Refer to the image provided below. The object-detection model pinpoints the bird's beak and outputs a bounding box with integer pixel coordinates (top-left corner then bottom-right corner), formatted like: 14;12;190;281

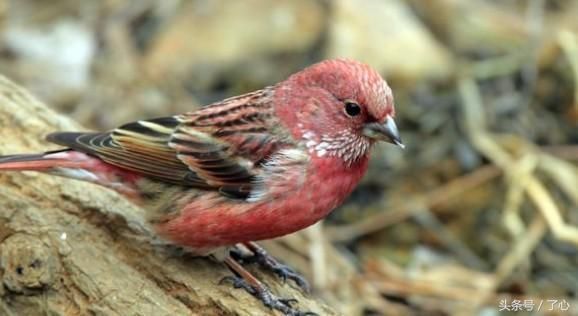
363;116;404;148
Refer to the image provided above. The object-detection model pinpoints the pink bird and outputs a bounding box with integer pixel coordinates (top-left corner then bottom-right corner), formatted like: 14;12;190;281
0;59;402;315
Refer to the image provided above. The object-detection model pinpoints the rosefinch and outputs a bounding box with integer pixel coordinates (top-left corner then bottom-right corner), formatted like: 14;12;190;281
0;59;402;315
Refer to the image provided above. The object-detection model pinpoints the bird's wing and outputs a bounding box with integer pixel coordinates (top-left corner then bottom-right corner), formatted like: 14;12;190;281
246;148;310;202
46;88;296;199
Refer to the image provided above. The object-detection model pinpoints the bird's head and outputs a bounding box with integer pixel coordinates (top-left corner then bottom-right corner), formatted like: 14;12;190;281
275;59;403;163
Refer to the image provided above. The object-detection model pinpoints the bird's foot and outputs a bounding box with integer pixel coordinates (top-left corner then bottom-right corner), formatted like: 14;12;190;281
239;242;310;292
256;255;310;292
220;275;317;316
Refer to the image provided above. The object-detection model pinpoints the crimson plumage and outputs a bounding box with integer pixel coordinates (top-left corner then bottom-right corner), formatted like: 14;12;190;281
0;59;402;253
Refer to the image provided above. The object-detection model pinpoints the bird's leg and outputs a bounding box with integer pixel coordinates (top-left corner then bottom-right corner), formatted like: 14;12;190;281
241;242;310;292
229;244;258;263
222;256;316;316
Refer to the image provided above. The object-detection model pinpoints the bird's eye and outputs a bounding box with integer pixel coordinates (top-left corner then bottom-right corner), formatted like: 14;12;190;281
344;101;361;117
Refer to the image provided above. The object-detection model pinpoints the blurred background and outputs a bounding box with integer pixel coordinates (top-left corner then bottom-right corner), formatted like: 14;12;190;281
0;0;577;315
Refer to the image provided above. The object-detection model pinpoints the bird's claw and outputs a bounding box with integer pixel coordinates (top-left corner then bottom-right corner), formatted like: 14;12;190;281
269;264;310;292
219;275;257;295
250;247;310;293
220;275;315;316
278;298;298;306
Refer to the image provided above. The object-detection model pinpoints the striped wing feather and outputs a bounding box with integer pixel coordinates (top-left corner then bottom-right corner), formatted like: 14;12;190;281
46;88;291;199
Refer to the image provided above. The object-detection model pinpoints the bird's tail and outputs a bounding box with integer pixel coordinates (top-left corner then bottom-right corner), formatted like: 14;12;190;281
0;150;79;171
0;150;140;197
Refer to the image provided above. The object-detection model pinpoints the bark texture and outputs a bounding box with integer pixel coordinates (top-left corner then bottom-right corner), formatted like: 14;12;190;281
0;75;334;316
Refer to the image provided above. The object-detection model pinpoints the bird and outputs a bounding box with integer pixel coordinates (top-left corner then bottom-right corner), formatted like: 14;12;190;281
0;58;402;315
